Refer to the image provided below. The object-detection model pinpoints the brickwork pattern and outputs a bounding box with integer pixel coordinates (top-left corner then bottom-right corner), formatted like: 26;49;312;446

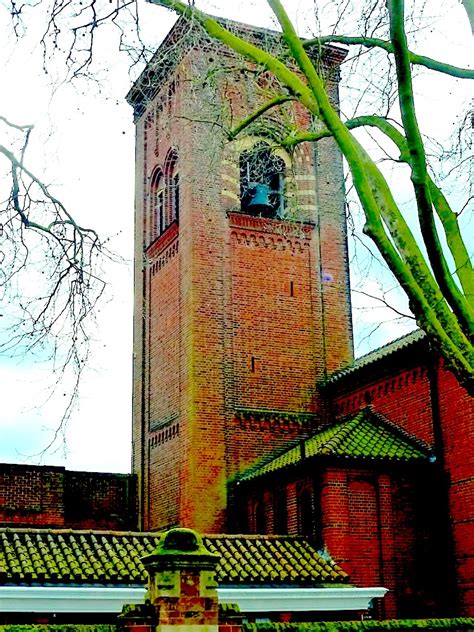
326;348;474;616
131;36;351;533
0;464;136;530
333;365;435;446
437;364;474;616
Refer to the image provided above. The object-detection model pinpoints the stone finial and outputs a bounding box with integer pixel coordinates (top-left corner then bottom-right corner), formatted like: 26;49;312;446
141;527;220;571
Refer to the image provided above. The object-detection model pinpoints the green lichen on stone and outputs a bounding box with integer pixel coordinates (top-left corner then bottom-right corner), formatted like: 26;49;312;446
242;618;474;631
141;528;220;571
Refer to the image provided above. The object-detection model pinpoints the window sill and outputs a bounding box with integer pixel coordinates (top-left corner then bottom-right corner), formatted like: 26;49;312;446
146;219;179;259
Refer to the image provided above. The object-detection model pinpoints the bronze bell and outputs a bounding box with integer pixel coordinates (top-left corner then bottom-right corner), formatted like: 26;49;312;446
245;182;273;216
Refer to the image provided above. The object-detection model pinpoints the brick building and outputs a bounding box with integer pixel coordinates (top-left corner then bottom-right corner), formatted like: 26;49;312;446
125;15;473;620
128;16;352;535
0;15;472;624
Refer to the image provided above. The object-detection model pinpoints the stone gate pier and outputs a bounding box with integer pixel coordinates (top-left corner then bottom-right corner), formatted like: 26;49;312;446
118;528;242;632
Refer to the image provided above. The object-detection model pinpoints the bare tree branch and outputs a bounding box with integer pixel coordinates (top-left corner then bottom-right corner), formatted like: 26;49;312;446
302;35;474;79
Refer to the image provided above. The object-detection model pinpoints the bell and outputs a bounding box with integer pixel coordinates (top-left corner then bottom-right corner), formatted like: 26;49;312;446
245;182;273;216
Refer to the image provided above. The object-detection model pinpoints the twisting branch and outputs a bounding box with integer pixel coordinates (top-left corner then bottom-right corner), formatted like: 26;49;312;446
35;0;153;79
302;35;474;79
353;288;414;320
150;0;473;390
388;0;473;338
462;0;474;32
228;94;296;140
281;116;473;306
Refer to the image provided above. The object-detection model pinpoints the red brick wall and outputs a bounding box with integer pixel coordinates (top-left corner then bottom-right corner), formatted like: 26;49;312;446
239;462;450;618
333;364;435;446
437;363;474;616
229;218;319;412
314;135;353;375
148;229;180;427
64;471;136;530
0;464;136;530
146;428;181;530
320;466;450;618
144;231;182;528
347;474;380;584
0;464;64;527
330;353;473;616
132;41;351;533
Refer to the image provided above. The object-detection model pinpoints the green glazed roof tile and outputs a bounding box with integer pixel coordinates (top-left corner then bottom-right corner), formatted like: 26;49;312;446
0;529;348;587
241;406;432;481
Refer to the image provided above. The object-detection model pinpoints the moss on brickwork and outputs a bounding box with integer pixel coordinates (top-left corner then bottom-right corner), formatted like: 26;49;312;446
243;620;474;631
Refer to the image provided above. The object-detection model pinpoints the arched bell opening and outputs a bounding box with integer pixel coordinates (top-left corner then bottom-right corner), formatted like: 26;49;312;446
239;141;286;218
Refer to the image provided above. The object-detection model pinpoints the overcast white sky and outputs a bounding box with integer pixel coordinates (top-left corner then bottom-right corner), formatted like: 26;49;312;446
0;0;471;472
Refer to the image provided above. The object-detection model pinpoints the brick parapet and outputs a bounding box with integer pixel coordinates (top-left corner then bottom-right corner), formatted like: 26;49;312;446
0;464;136;530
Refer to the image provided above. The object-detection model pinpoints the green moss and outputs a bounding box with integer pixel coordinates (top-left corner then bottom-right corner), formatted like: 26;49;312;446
0;627;115;632
242;407;430;482
242;619;474;631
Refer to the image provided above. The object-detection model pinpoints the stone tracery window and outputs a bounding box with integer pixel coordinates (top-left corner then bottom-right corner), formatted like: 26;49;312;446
239;141;285;218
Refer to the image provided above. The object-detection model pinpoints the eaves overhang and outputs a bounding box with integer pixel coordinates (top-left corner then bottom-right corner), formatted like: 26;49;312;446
126;15;348;120
0;585;388;613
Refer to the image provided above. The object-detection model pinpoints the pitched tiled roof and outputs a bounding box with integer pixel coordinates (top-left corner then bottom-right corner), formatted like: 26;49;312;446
326;330;425;385
0;529;348;586
241;407;432;481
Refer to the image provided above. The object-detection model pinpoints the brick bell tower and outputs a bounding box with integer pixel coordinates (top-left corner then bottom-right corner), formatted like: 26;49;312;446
127;18;352;533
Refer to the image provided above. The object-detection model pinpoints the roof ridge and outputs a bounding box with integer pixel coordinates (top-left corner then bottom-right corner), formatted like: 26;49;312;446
325;329;425;384
0;529;349;586
0;527;316;541
318;425;349;455
361;405;433;455
240;405;431;482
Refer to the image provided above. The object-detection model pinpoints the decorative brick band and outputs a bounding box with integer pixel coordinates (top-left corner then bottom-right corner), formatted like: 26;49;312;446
230;230;310;254
234;407;317;430
334;367;428;416
149;419;180;448
148;237;179;276
228;211;314;237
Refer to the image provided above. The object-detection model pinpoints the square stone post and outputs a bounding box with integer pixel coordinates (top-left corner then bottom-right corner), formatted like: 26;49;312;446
141;528;221;632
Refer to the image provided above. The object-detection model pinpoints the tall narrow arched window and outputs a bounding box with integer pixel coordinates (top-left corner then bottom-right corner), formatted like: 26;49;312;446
172;170;180;222
239;142;285;218
254;500;266;534
299;488;313;537
151;169;165;239
273;489;287;535
165;148;179;225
